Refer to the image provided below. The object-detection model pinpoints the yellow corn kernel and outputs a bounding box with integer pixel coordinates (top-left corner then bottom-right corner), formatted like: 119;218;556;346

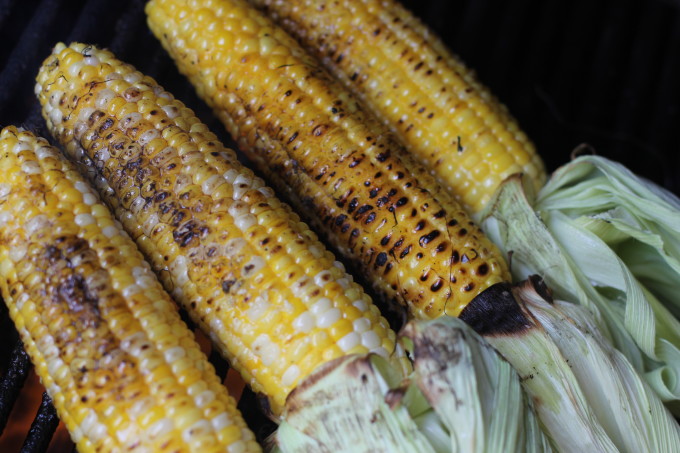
145;0;510;320
0;127;260;453
36;42;400;415
250;0;547;213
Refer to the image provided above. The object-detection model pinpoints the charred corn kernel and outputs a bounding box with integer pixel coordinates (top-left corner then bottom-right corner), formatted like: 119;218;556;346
37;43;399;415
250;0;547;213
145;0;510;319
0;127;259;453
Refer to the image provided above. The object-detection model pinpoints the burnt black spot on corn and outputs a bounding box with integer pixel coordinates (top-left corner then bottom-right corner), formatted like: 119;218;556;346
36;43;399;415
145;0;510;319
250;0;547;214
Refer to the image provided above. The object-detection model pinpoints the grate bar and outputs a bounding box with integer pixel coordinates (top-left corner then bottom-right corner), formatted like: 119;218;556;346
0;341;32;435
0;0;20;31
0;0;60;110
20;392;60;453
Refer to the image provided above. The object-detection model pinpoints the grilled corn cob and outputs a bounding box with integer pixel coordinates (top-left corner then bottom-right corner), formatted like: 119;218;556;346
145;0;510;320
0;126;259;453
251;0;547;213
36;42;399;416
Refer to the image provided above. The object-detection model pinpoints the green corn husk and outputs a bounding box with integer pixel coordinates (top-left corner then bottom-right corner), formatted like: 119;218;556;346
271;316;552;453
503;279;680;452
403;318;553;453
481;155;680;413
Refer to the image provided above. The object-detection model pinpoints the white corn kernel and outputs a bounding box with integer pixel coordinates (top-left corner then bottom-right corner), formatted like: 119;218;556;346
223;168;240;183
149;418;174;439
75;213;95;226
292;312;313;333
164;346;186;363
95;89;116;109
102;225;119;238
75;181;92;194
352;317;371;333
195;390;216;408
128;397;155;418
310;298;331;315
361;331;381;349
246;295;270;322
35;146;58;160
212;412;233;431
259;342;280;366
338;331;361;352
313;270;331;287
0;183;10;199
242;256;264;277
83;193;97;205
25;214;50;234
224;237;246;257
78;107;95;122
281;365;300;387
83;55;101;67
352;299;368;312
316;308;341;328
201;174;224;195
234;213;257;231
68;61;84;78
138;129;160;146
0;212;12;227
21;161;42;175
122;284;142;298
124;72;143;84
120;112;143;130
162;104;180;119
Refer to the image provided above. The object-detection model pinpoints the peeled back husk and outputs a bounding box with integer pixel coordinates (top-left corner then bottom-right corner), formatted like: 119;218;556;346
271;316;551;453
503;278;680;453
481;155;680;412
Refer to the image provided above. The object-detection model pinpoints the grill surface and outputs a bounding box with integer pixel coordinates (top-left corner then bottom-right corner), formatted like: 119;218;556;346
0;0;679;451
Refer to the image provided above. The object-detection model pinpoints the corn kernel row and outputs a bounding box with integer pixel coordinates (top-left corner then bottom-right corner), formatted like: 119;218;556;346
0;126;259;453
36;42;399;415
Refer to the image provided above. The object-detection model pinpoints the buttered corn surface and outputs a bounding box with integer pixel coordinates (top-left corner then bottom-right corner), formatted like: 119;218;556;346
36;42;399;416
251;0;547;214
0;127;259;453
146;0;510;320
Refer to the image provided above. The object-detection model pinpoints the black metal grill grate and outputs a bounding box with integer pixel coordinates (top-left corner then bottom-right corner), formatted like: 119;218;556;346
0;0;679;450
0;342;32;437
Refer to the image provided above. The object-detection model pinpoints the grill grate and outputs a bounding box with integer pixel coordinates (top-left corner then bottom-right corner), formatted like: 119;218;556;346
0;0;679;451
0;342;31;436
21;393;59;453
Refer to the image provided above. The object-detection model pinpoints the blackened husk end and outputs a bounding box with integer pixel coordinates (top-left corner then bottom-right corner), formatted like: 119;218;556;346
459;282;534;336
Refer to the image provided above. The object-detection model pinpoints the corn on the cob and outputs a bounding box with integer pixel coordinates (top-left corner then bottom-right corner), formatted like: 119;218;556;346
0;126;259;453
250;0;547;214
145;0;510;320
36;42;399;416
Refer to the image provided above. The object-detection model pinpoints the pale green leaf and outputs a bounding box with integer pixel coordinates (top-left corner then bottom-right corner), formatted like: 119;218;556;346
481;158;680;408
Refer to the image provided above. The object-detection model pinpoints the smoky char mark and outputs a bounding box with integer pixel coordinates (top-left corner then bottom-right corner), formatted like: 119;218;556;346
459;282;532;336
412;323;464;367
38;237;105;326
